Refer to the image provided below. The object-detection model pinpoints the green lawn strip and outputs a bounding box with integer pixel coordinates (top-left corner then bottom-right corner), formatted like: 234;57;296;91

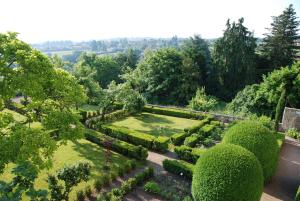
110;112;201;137
0;139;133;200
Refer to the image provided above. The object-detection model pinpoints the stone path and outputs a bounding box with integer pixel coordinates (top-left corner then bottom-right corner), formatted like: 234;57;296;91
261;137;300;201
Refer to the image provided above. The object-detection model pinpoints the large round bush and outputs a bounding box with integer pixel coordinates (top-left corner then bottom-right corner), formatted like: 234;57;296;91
222;120;279;182
192;144;263;201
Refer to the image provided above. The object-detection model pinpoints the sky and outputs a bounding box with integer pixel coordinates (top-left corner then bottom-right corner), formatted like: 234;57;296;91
0;0;299;43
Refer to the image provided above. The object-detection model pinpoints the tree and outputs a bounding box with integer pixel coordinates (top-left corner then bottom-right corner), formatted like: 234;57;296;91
48;162;91;201
228;62;300;117
115;48;140;70
188;87;217;112
212;18;257;100
261;4;300;69
124;48;185;105
75;53;121;88
181;35;211;102
0;32;87;199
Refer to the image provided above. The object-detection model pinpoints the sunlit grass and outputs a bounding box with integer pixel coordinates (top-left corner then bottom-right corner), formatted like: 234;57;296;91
0;139;132;200
110;112;201;137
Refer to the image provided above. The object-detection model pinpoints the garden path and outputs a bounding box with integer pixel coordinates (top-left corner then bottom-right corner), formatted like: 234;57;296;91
261;136;300;201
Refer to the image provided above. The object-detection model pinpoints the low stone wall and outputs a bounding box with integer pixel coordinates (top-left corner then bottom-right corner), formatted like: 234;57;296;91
146;104;242;123
282;107;300;131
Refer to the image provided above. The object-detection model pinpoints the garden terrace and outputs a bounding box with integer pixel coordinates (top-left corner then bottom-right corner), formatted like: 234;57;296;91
0;139;137;200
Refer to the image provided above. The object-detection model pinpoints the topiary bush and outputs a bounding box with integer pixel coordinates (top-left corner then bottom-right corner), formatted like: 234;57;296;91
222;120;279;182
192;144;263;201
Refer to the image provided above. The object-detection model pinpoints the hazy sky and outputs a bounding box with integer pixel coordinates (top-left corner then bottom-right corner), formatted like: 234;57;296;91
1;0;299;43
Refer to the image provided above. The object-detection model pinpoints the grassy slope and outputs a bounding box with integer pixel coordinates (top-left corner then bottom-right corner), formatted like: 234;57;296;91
0;139;131;200
110;112;201;137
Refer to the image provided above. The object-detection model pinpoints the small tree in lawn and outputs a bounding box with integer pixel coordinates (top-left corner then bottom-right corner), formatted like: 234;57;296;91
48;162;91;201
188;87;217;112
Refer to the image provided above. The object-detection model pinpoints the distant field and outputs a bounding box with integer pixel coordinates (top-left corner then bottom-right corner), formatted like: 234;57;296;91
44;50;74;57
0;139;130;200
110;112;200;137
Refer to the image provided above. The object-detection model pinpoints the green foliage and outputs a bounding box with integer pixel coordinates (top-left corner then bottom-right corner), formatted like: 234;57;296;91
274;88;286;130
48;162;91;201
223;120;279;182
185;118;209;134
85;131;148;160
153;136;169;152
180;35;211;103
162;159;194;179
295;185;300;201
174;145;206;164
104;167;154;200
144;181;161;194
124;48;184;104
192;144;263;201
143;105;206;120
188;87;218;112
184;134;200;147
171;132;189;145
212;18;257;100
100;125;155;149
286;128;300;140
75;53;121;88
0;162;47;201
261;4;300;69
228;62;300;117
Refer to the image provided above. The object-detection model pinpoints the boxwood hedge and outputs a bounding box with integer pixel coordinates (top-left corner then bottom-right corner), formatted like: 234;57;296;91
174;145;206;164
192;144;263;201
162;159;194;179
85;130;148;160
223;120;279;182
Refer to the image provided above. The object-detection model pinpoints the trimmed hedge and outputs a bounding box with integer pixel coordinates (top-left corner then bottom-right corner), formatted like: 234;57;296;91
85;110;131;127
100;125;155;149
171;132;189;145
184;134;200;147
192;144;263;201
174;145;206;164
185;118;210;134
223;120;279;182
85;131;148;160
162;159;194;179
100;125;169;152
143;106;206;120
153;136;169;152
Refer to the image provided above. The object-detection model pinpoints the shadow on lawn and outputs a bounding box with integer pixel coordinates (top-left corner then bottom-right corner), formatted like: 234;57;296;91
137;123;181;137
134;113;173;124
72;141;125;177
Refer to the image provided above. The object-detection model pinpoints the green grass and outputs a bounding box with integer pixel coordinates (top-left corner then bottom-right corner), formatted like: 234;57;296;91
110;112;201;137
80;104;101;111
2;109;27;123
0;139;132;200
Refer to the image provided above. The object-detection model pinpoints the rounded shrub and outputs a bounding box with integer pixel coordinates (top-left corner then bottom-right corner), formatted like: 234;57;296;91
192;144;263;201
222;120;279;182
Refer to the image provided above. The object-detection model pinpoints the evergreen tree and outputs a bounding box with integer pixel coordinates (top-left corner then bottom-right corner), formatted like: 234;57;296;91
212;18;257;100
261;4;300;69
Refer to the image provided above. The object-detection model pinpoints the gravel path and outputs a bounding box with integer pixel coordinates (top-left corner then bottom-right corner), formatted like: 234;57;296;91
261;137;300;201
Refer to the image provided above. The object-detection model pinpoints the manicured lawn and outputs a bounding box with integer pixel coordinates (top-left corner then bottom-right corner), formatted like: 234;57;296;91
110;112;201;137
0;139;131;200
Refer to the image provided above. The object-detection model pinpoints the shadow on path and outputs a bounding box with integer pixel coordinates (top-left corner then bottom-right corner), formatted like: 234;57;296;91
261;137;300;201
